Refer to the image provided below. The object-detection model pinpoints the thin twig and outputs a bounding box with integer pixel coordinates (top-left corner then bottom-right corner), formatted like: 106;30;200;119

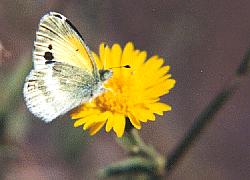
166;47;250;173
166;83;238;171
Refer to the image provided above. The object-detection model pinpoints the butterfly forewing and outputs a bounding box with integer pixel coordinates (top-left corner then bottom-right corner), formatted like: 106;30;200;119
33;12;98;77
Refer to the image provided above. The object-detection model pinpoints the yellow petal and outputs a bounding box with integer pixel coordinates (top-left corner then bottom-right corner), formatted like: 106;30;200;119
74;117;87;127
148;103;172;115
144;56;164;70
121;42;134;65
145;66;171;86
71;109;99;119
89;121;106;135
135;57;165;85
130;108;148;122
99;43;111;69
78;114;99;130
132;106;155;122
124;48;139;69
74;113;100;127
158;66;170;76
150;103;171;111
99;43;105;61
144;79;176;98
83;112;110;130
106;114;115;132
109;43;122;68
128;113;141;129
146;72;172;88
113;114;126;137
132;51;147;68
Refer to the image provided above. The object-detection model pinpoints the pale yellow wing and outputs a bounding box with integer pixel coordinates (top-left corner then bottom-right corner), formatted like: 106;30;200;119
33;12;98;77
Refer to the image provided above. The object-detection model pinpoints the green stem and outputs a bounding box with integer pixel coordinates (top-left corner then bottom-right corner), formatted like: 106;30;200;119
98;157;154;178
99;129;165;179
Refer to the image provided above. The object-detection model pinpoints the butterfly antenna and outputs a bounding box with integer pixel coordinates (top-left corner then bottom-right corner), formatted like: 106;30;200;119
109;65;131;69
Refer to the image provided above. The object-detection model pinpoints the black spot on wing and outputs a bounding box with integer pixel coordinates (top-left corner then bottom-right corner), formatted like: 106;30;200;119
45;60;56;64
65;19;84;41
44;52;54;60
48;44;52;50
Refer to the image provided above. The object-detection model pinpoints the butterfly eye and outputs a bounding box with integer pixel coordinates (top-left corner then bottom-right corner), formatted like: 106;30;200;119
99;70;113;82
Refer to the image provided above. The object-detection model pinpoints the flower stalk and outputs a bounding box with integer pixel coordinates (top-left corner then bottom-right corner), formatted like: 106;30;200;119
98;129;165;179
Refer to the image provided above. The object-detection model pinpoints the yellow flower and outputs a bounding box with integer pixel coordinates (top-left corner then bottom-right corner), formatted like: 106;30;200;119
70;42;176;137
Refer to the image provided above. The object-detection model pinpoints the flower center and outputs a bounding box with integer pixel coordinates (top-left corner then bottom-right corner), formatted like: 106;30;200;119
95;73;133;115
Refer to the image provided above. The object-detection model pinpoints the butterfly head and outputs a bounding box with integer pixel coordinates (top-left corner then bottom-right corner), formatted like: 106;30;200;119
99;69;113;82
98;65;130;82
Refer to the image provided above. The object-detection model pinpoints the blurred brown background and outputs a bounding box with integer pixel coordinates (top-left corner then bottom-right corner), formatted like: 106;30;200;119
0;0;250;179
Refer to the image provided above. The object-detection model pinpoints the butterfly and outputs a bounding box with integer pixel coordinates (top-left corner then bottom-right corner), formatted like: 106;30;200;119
23;12;112;122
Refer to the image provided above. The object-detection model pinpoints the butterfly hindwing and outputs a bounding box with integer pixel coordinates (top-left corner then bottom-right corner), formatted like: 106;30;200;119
23;62;97;122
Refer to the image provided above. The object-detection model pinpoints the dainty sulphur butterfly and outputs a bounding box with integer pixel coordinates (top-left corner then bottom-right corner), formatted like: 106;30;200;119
23;12;112;122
